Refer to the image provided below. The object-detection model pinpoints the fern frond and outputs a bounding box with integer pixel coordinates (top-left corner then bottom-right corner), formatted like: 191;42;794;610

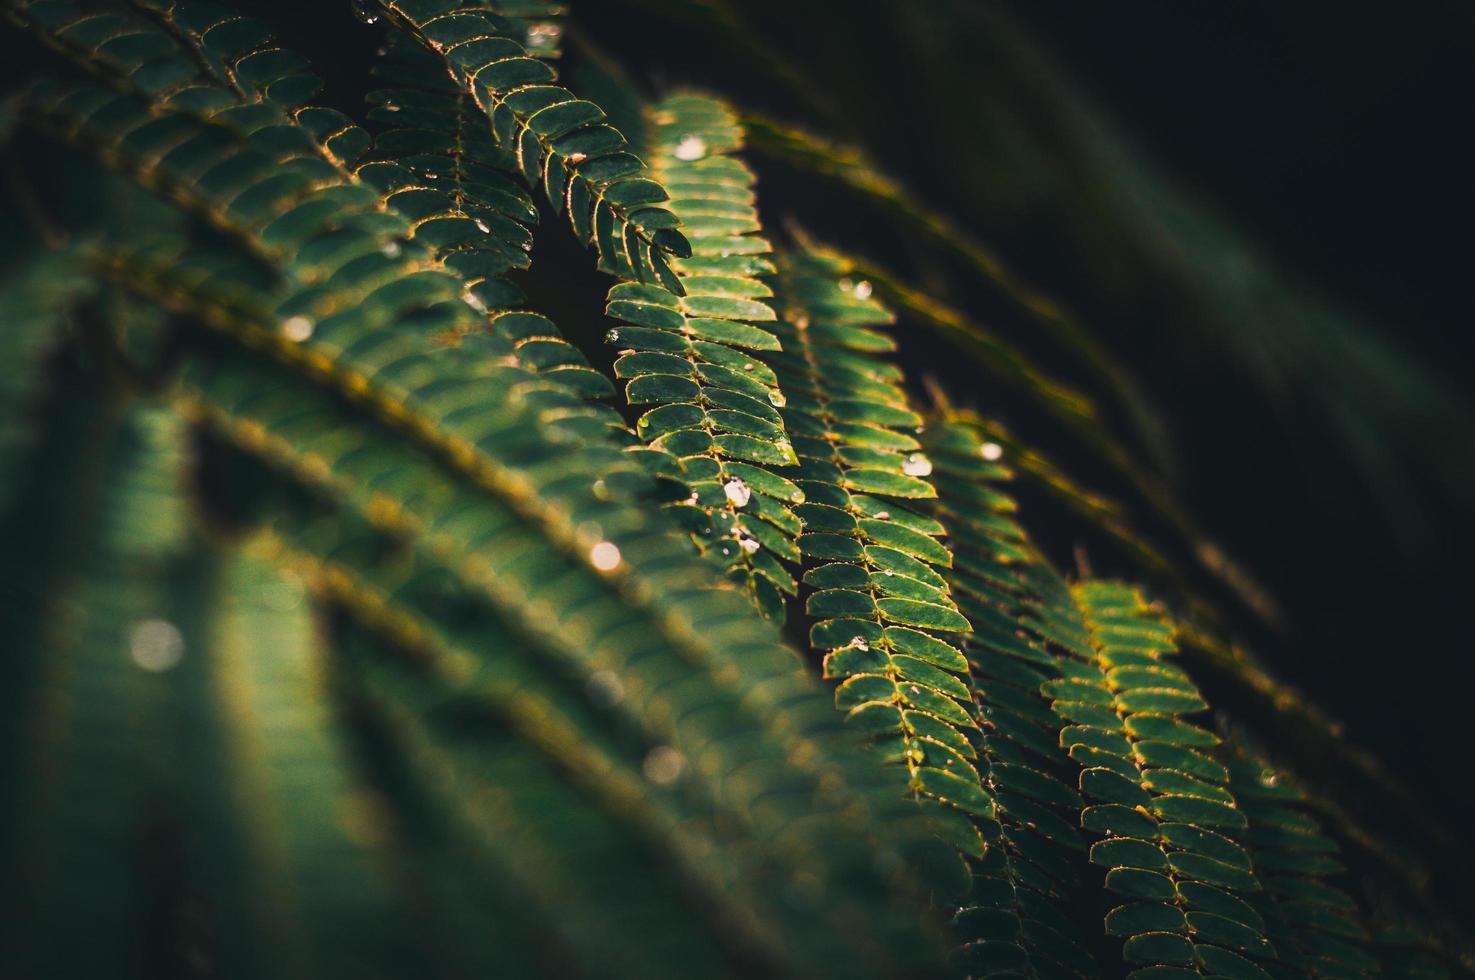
339;634;749;980
159;323;948;970
361;36;622;404
1063;582;1276;979
176;544;422;976
352;17;807;617
365;0;691;285
921;417;1102;977
362;36;538;287
1223;752;1382;979
604;93;801;617
262;531;797;965
760;247;990;894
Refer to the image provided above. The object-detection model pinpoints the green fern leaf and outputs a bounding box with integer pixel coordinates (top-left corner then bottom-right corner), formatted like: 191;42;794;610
1224;752;1380;978
605;92;801;617
1064;582;1276;979
922;416;1102;977
761;247;990;897
365;0;691;283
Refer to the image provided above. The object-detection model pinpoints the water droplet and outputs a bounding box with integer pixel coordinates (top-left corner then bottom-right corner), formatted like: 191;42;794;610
643;745;685;784
768;389;786;407
849;636;869;651
731;526;760;554
839;277;854;292
474;218;490;234
742;363;754;371
587;670;624;707
379;240;401;257
874;511;891;520
383;102;400;112
567;151;587;164
723;478;751;507
790;490;803;502
854;280;873;299
980;442;1003;461
901;453;932;477
686;491;701;504
604;328;620;343
350;0;379;24
281;315;314;342
129;619;184;672
592;479;609;499
673;135;707;161
462;290;487;313
589;541;622;571
525;20;563;48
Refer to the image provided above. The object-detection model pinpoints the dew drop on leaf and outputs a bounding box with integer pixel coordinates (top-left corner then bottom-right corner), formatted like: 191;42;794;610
643;745;685;784
589;541;622;571
901;453;933;477
673;135;707;161
980;442;1003;461
129;619;184;672
854;280;873;299
281;316;314;342
723;479;751;507
474;218;490;234
768;389;786;407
